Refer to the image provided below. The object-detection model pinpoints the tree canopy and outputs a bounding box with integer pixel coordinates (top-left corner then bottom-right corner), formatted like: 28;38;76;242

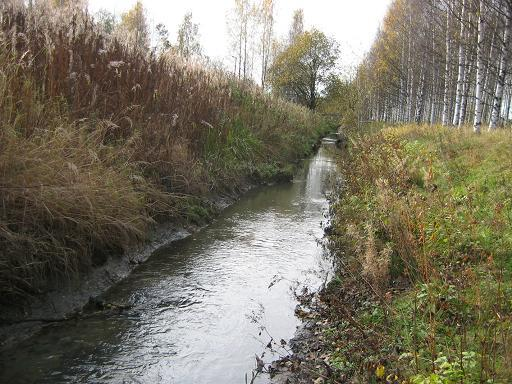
176;12;202;59
270;29;339;110
119;1;150;53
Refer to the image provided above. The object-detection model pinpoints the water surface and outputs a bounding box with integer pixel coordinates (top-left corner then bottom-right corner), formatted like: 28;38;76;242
0;143;336;384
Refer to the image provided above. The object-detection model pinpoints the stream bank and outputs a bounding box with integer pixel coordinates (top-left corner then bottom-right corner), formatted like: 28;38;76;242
269;260;385;384
0;137;328;350
273;125;512;383
0;142;337;384
0;184;253;348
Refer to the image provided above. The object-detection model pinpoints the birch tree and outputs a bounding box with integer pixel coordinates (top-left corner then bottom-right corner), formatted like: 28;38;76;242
228;0;253;80
289;9;304;43
442;1;453;126
176;12;202;59
155;23;172;53
347;0;512;131
118;1;150;53
258;0;275;89
452;0;467;126
489;0;511;130
473;0;486;133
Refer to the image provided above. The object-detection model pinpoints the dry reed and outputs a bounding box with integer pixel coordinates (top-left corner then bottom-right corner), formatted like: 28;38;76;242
0;2;329;302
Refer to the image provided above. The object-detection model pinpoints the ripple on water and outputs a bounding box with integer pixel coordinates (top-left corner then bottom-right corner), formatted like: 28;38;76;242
0;145;337;384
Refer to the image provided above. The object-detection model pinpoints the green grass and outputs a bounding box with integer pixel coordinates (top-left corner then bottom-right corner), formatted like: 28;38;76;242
327;125;512;383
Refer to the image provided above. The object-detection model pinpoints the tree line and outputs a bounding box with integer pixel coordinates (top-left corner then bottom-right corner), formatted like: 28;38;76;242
356;0;512;132
91;0;339;110
23;1;341;111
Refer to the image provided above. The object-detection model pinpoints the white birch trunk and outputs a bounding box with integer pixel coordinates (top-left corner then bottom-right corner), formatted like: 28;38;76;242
490;2;511;130
406;28;413;121
452;0;467;126
415;61;426;124
430;14;437;125
442;3;452;126
483;24;498;122
430;77;437;124
459;58;473;126
504;85;511;123
406;11;415;122
473;0;486;133
399;38;407;123
459;7;474;127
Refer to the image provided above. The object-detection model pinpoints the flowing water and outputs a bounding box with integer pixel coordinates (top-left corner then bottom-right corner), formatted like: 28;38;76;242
0;143;337;384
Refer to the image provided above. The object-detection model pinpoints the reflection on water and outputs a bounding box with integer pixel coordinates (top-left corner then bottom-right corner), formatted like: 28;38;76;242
0;145;337;384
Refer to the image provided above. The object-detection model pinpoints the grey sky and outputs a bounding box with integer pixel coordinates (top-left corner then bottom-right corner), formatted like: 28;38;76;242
88;0;391;75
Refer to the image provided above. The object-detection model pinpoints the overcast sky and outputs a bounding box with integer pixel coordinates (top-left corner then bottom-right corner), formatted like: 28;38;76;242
88;0;391;75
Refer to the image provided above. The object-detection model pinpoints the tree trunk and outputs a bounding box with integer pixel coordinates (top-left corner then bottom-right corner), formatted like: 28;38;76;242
504;85;512;124
243;23;248;79
399;37;407;123
452;0;467;126
483;23;498;122
430;19;437;125
459;58;473;126
442;3;452;126
415;60;427;124
489;2;511;130
238;24;243;80
406;12;414;122
473;0;486;133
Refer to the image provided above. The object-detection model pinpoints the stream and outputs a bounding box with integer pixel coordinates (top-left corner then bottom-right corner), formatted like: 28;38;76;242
0;142;337;384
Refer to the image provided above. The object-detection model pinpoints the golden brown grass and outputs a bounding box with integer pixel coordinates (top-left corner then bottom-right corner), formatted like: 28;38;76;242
0;3;331;302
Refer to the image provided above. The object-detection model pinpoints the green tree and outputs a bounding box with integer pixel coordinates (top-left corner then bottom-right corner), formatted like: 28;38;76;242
95;9;116;35
176;12;202;59
319;76;360;127
119;1;149;53
270;29;339;110
156;23;172;53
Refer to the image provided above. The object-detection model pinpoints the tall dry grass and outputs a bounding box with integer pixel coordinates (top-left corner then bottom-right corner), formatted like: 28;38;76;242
0;2;330;302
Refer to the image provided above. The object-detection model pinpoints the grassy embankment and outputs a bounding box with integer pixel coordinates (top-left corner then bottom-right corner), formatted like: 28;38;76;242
0;5;331;304
324;125;512;383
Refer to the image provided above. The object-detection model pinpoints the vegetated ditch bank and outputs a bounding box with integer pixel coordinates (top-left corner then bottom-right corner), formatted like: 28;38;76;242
271;125;512;383
0;140;338;384
0;169;313;351
0;2;333;342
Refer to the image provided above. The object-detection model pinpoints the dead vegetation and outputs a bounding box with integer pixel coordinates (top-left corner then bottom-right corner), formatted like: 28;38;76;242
0;2;330;303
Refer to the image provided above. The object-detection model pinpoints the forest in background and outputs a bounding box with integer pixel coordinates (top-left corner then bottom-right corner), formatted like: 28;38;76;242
3;0;512;382
353;0;512;133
